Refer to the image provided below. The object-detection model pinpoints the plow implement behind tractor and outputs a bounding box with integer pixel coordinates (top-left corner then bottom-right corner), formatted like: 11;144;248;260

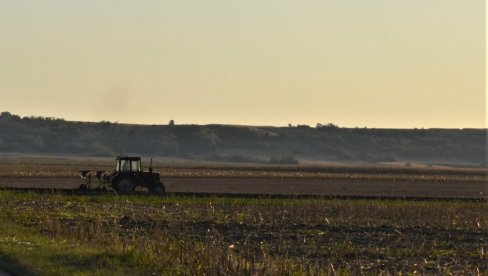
79;155;165;195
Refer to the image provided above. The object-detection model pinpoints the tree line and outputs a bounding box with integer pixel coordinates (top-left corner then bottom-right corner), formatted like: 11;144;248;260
0;112;485;165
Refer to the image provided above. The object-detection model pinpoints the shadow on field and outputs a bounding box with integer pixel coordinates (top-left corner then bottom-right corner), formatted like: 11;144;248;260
0;254;35;276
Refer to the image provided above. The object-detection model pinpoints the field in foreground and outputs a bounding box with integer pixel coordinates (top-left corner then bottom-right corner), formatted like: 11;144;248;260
0;190;486;275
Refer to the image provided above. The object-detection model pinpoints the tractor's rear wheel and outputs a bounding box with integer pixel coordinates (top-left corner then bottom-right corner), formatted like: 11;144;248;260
149;182;165;195
113;176;136;194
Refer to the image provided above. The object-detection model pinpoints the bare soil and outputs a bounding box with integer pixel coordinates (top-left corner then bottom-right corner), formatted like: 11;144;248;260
1;176;486;199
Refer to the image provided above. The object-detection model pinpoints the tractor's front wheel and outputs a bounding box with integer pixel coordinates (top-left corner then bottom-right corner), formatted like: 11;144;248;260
149;182;165;195
113;176;136;194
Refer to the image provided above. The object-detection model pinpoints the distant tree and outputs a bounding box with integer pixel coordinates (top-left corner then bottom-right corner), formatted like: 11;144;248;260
325;123;338;128
288;123;293;128
0;112;20;120
0;112;12;118
316;123;338;129
169;120;175;126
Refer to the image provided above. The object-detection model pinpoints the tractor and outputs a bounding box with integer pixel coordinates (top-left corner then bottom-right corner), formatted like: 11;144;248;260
79;155;165;195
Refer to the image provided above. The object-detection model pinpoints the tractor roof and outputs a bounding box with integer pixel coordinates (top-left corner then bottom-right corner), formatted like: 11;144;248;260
116;155;141;161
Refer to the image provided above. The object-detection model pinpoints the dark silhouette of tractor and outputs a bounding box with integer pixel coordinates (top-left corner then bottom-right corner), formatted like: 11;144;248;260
79;155;165;195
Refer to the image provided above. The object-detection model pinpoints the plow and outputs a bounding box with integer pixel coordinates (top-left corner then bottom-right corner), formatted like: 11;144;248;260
79;155;165;195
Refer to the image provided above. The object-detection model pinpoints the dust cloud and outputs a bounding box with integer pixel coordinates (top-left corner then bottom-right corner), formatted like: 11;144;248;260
93;87;136;122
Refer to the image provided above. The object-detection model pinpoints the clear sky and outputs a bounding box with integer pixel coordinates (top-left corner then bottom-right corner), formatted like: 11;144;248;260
0;0;485;128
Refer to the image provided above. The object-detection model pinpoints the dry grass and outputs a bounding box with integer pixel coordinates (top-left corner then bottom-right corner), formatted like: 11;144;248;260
0;191;487;275
0;157;486;274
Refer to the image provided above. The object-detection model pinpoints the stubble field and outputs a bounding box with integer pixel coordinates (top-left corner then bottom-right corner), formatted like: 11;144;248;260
0;156;487;275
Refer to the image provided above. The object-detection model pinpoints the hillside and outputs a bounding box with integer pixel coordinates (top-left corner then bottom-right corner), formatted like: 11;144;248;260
0;112;485;166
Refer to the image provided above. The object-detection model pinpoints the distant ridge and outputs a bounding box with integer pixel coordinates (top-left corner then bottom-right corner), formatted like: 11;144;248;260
0;112;486;166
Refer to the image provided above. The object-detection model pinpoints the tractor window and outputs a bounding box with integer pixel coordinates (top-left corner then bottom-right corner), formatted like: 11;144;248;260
122;160;131;171
116;159;141;172
131;160;141;172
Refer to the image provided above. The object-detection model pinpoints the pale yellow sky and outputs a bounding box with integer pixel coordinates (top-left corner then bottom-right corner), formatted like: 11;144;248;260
0;0;485;128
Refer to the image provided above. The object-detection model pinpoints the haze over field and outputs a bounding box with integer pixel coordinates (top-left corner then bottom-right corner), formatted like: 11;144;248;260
0;0;485;128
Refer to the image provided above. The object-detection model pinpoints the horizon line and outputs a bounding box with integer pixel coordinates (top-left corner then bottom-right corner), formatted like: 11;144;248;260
1;111;486;131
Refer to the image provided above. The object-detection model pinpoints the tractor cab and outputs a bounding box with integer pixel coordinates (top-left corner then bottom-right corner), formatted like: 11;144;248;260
115;156;142;173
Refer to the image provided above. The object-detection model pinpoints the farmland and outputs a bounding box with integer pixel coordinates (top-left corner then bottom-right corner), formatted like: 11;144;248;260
0;156;486;198
0;191;487;275
0;156;487;274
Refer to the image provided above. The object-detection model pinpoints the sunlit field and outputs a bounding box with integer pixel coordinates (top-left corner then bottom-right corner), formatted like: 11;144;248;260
0;190;487;275
0;157;486;274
